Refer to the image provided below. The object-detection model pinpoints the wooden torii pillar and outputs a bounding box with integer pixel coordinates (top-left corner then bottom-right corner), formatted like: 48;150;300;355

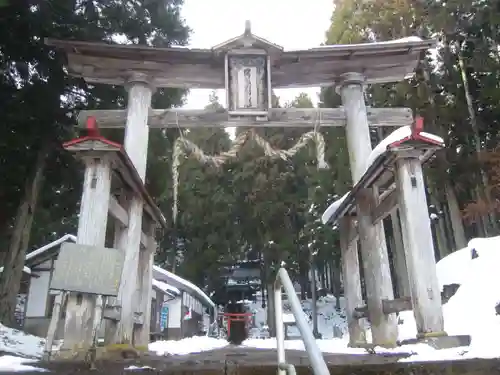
46;22;435;348
111;72;155;346
393;118;445;337
337;72;398;347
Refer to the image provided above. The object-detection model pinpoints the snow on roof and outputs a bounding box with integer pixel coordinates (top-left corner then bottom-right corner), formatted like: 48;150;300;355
304;36;432;51
365;125;444;173
22;234;214;307
0;266;31;275
0;235;78;275
152;279;180;297
152;266;215;309
283;313;295;323
321;193;349;225
25;234;77;262
321;126;444;225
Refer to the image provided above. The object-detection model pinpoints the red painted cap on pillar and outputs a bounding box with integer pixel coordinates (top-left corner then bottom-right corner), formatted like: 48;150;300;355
86;116;100;137
412;116;424;136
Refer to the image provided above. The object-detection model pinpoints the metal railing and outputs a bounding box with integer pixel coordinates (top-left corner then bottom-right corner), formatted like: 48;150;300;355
274;267;330;375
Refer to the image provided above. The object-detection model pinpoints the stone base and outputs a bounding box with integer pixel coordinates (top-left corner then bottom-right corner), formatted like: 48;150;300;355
399;334;471;350
46;343;149;364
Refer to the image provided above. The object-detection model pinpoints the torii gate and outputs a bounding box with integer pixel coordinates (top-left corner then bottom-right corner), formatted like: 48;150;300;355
46;21;438;352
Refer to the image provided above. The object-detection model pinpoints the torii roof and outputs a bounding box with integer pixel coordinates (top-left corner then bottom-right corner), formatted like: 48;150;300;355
63;133;167;229
211;20;283;54
45;28;435;89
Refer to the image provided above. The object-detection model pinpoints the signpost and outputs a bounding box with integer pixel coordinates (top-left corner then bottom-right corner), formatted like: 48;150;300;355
50;242;125;296
44;242;125;361
159;303;169;332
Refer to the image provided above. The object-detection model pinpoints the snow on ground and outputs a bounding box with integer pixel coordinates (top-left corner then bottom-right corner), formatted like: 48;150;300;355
0;356;46;372
147;236;500;362
0;324;45;359
396;235;500;361
149;336;229;356
0;324;48;372
1;236;499;370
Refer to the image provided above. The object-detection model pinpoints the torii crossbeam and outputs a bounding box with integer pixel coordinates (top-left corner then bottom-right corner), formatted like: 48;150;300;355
76;107;413;128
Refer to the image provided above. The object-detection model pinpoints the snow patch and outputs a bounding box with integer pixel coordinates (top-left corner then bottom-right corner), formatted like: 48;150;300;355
0;324;44;359
149;336;228;356
396;236;500;360
125;365;156;371
0;356;46;372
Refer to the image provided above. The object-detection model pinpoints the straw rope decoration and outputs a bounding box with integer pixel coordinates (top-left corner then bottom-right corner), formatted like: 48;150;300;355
171;129;329;223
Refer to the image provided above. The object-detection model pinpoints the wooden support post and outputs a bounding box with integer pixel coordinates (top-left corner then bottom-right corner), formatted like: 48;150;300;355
338;72;398;347
61;157;112;353
133;221;156;346
44;292;67;360
104;203;129;344
357;189;398;346
339;217;366;347
395;156;445;337
114;73;154;344
390;211;410;297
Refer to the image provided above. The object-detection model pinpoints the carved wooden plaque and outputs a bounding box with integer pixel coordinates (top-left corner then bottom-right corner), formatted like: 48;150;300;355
227;55;269;114
50;242;125;296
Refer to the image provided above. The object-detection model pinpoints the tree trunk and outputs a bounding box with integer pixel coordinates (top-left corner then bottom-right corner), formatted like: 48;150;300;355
436;207;450;259
332;256;342;310
429;194;449;260
444;182;467;249
329;259;335;294
442;198;458;251
266;282;276;337
0;142;49;326
458;49;498;235
416;43;469;248
320;263;326;290
471;188;487;237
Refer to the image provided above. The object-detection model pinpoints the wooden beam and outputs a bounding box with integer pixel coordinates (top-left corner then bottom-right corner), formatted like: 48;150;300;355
109;195;128;226
108;195;151;248
382;296;413;315
77;107;413;129
353;297;413;319
102;305;144;325
371;187;399;225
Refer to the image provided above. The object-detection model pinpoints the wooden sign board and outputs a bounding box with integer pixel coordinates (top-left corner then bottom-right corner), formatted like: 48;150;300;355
50;242;125;296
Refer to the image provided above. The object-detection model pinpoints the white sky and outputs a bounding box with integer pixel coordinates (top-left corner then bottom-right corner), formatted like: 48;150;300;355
180;0;334;109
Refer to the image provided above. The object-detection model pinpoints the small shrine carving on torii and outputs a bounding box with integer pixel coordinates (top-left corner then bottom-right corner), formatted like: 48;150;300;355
45;21;462;354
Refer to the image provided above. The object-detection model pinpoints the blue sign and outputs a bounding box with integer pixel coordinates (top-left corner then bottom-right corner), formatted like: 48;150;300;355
160;303;169;331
